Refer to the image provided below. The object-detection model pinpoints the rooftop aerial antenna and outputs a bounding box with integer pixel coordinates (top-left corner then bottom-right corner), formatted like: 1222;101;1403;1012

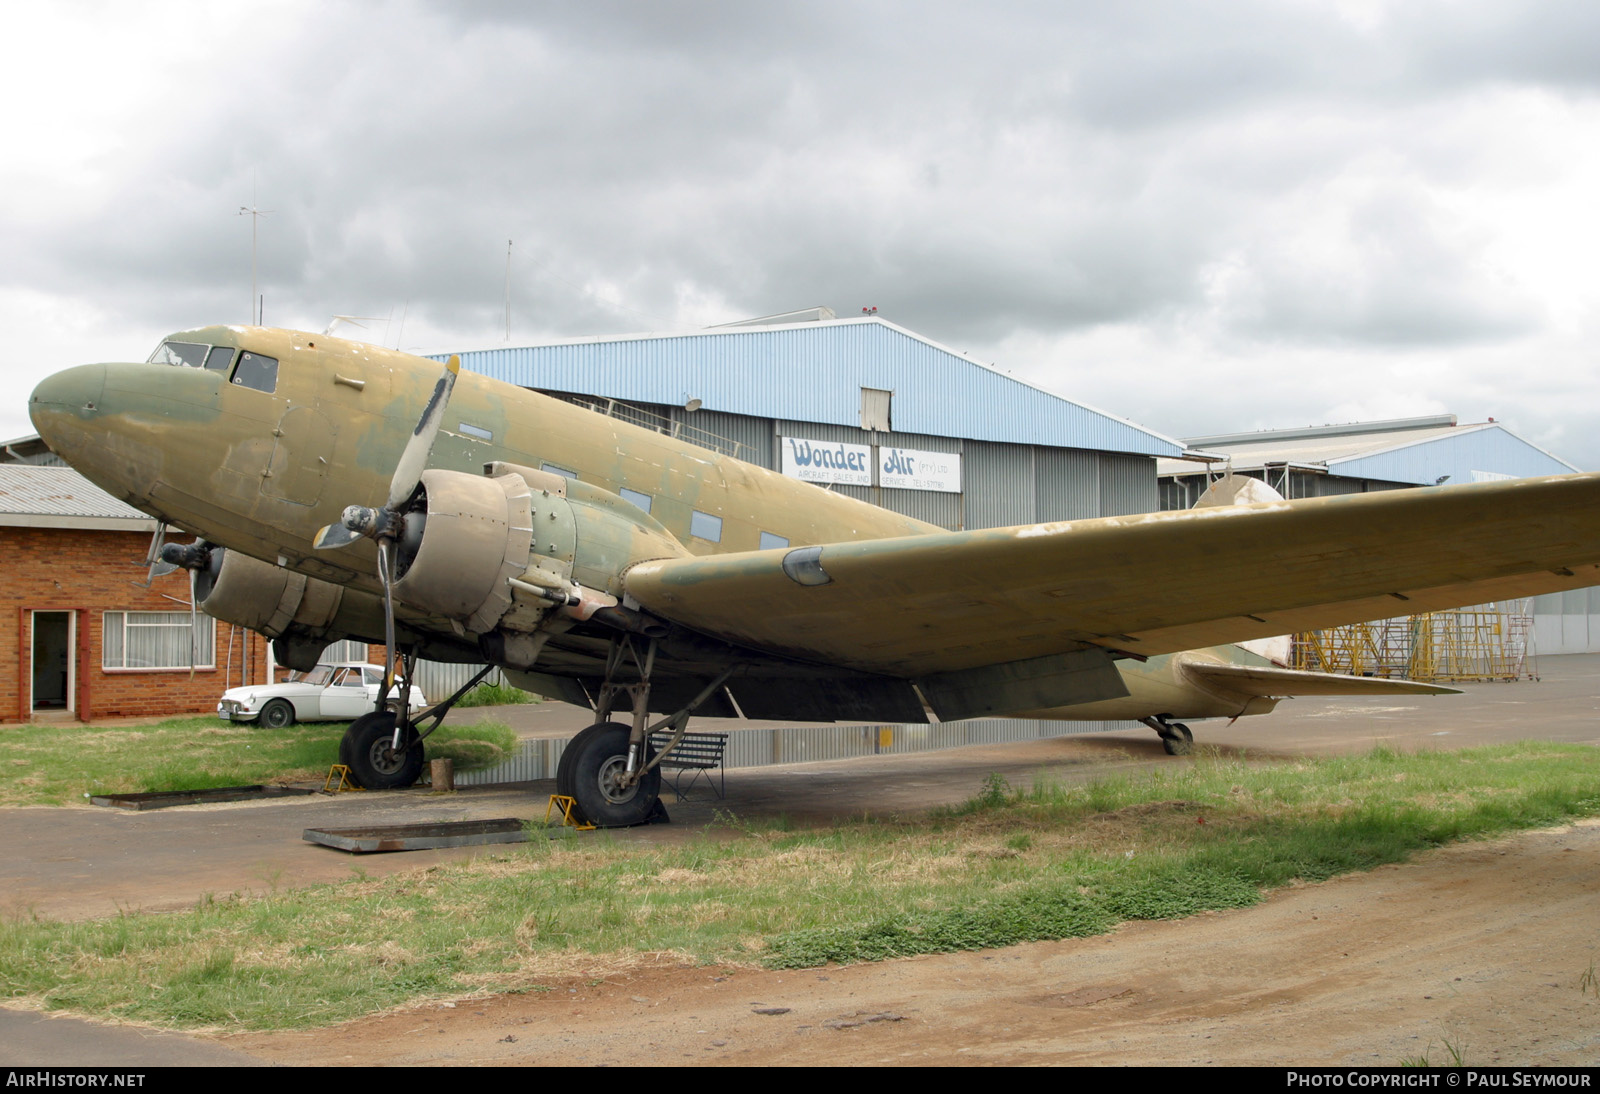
238;174;272;325
504;239;513;342
324;314;385;336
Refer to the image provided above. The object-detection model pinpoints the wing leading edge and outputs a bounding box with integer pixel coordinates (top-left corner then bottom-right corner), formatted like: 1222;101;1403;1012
623;471;1600;679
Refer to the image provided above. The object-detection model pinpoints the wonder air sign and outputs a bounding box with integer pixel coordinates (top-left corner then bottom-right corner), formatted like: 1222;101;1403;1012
880;446;961;493
781;437;873;486
780;437;961;493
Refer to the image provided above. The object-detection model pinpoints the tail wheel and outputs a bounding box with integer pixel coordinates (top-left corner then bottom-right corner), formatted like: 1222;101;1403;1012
558;721;661;828
340;711;423;790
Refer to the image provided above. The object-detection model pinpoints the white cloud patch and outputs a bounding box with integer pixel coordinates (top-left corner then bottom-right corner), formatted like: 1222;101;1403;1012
4;0;1600;467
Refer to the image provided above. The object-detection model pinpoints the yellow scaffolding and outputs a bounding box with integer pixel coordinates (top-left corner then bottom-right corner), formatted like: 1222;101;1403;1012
1292;600;1538;683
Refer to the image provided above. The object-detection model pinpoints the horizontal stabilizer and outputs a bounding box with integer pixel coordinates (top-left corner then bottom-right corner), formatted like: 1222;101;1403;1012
1182;660;1461;698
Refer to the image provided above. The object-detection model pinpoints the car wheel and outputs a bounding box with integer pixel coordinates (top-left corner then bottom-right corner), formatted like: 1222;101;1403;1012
259;699;295;729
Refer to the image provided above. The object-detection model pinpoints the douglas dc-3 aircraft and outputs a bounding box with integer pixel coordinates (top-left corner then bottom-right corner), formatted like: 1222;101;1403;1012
28;326;1600;825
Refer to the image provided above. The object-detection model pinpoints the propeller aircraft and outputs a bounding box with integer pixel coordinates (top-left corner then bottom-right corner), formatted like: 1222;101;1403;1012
29;325;1600;825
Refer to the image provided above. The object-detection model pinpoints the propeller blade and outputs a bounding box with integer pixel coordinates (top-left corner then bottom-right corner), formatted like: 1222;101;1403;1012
386;355;460;513
376;539;398;708
189;569;198;680
313;521;365;550
376;541;407;750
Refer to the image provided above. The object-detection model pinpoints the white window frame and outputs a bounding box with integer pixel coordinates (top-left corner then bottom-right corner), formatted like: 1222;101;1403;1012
102;611;216;672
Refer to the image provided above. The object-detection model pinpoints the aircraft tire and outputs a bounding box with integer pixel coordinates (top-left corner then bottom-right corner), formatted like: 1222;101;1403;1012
1160;722;1194;756
341;711;423;790
554;722;603;800
563;721;660;828
259;699;295;729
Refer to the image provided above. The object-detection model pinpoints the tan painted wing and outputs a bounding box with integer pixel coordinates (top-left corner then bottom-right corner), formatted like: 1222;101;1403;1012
623;472;1600;677
1180;660;1461;698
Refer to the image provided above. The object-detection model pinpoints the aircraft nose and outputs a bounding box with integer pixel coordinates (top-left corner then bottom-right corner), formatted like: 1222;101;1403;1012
30;363;105;415
29;364;106;447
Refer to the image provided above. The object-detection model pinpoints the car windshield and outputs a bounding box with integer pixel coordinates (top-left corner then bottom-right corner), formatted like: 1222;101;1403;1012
291;666;335;686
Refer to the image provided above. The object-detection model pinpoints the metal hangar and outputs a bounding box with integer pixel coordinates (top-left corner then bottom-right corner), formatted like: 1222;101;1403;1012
437;310;1185;531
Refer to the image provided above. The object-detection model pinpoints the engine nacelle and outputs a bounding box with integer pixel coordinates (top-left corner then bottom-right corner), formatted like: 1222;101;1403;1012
391;469;534;633
197;548;376;671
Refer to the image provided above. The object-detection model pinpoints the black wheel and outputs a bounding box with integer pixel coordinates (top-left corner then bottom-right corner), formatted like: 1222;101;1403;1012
554;722;598;799
1161;722;1194;756
558;721;660;828
258;699;295;729
339;711;423;790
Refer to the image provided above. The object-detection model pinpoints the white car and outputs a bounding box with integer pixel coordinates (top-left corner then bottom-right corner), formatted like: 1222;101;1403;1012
217;662;427;728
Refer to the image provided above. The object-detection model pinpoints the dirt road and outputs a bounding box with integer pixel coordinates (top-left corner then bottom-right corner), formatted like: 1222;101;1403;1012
6;656;1600;1066
221;820;1600;1067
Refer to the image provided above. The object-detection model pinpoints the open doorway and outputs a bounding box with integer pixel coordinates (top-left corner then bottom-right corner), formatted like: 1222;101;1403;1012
31;611;74;713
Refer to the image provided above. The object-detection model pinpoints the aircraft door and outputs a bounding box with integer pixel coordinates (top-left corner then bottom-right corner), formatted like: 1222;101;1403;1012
262;406;335;506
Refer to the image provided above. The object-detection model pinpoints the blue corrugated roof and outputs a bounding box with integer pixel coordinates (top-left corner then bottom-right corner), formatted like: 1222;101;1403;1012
435;317;1182;458
1331;424;1579;485
1158;420;1580;485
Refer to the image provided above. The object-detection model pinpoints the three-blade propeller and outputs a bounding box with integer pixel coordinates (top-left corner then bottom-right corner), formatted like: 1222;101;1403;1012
313;356;461;718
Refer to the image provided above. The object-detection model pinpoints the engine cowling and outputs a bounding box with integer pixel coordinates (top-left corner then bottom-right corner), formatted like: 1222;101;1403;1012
381;464;690;667
196;548;378;670
390;468;534;633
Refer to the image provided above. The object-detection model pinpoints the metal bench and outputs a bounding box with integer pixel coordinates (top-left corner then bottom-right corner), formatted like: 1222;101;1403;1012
649;730;729;801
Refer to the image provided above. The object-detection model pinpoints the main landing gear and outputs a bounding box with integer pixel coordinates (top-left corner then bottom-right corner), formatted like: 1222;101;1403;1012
1140;715;1194;756
337;654;495;789
554;634;733;828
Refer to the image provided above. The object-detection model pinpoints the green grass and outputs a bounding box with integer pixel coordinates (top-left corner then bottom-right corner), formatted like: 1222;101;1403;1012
0;716;518;806
1;741;1596;1030
454;682;538;708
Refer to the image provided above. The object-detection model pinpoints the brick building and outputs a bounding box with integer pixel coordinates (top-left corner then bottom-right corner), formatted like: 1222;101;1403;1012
0;464;279;722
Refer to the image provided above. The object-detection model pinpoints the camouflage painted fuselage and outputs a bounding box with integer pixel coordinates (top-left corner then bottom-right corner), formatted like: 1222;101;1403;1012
30;325;1282;722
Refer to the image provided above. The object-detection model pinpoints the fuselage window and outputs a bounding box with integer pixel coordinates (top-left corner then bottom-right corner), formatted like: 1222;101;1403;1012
457;422;493;441
619;487;652;513
541;462;578;480
149;341;209;368
232;351;278;393
203;346;235;372
759;531;789;550
690;510;722;543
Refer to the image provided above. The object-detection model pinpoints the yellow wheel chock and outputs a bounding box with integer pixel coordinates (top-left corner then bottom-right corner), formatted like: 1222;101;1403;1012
546;794;596;831
324;764;363;793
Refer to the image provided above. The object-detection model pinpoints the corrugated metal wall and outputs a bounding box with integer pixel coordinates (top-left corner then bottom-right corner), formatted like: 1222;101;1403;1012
1099;453;1157;516
1532;587;1600;654
964;440;1036;528
1035;448;1101;521
455;716;1131;787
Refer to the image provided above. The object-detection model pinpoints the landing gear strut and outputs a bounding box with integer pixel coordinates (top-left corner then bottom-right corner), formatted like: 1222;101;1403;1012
1140;715;1194;756
337;654;495;789
555;635;733;827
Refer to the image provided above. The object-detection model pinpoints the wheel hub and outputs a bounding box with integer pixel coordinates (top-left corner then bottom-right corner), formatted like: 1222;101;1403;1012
596;756;640;804
367;740;407;775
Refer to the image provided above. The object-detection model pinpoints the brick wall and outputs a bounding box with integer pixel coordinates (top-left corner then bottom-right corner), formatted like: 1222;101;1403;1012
0;526;277;722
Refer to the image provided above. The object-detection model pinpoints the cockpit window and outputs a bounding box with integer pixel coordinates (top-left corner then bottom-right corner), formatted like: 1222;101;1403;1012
231;351;278;393
203;346;235;372
148;341;209;368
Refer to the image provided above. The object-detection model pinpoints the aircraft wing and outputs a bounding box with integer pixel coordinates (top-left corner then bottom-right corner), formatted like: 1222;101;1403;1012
1178;659;1461;698
623;471;1600;681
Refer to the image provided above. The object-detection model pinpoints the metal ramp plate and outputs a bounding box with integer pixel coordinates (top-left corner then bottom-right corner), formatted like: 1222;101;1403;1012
91;785;319;811
302;818;531;853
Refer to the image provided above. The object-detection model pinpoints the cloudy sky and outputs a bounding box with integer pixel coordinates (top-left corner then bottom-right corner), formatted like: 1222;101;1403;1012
4;1;1598;466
